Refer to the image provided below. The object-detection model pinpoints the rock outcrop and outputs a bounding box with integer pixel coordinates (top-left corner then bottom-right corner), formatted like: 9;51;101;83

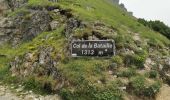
7;0;28;11
159;57;170;85
0;9;52;46
10;46;64;91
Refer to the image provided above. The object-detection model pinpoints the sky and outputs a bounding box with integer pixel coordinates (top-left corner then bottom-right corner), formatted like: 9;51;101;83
119;0;170;26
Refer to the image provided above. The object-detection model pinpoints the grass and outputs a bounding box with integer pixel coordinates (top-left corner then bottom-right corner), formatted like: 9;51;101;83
0;25;66;95
130;75;161;97
58;0;170;46
59;59;110;84
28;0;59;7
0;25;65;57
60;79;123;100
0;0;169;99
117;68;137;78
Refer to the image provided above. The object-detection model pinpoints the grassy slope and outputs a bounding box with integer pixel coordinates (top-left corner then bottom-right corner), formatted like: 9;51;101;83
0;0;169;99
59;0;170;45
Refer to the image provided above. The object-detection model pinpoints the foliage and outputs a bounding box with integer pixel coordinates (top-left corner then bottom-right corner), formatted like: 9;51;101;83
149;70;158;78
111;55;123;66
130;76;161;97
143;81;161;97
130;76;145;95
60;80;123;100
117;68;137;78
28;0;58;7
124;52;147;69
0;0;169;99
23;76;53;94
138;18;170;40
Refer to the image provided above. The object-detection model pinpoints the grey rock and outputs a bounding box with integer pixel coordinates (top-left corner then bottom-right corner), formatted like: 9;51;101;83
7;0;28;11
158;57;170;85
165;57;170;66
48;0;58;2
0;0;10;15
10;46;64;91
50;21;59;30
9;10;51;46
64;18;82;38
0;9;52;46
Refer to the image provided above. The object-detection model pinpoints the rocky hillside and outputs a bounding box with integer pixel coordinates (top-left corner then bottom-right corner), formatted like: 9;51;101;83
0;0;170;100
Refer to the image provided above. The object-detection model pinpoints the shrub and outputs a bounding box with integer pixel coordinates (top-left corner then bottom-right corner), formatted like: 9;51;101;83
149;70;158;78
0;66;9;80
130;76;145;95
143;81;161;97
138;18;170;39
117;68;136;78
124;54;146;69
111;55;123;66
130;76;161;97
23;77;42;91
60;81;123;100
124;50;147;69
23;76;50;94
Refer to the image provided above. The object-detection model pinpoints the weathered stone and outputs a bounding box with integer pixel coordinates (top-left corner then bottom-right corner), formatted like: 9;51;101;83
9;10;52;45
48;0;58;2
50;21;59;30
165;57;170;67
132;33;142;47
88;35;99;40
158;57;170;85
144;58;156;71
7;0;28;11
64;18;83;38
0;8;52;46
10;46;64;91
0;0;10;15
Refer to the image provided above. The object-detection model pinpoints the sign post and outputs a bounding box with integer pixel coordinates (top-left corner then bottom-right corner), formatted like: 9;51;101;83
71;40;115;57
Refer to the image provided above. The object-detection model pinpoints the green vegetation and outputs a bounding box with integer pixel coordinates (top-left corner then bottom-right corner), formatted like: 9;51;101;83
143;81;161;97
59;0;170;46
58;59;123;100
124;52;147;69
138;18;170;39
130;76;146;95
130;76;161;97
117;68;137;78
111;55;123;66
148;70;158;79
0;0;169;99
28;0;59;7
60;80;123;100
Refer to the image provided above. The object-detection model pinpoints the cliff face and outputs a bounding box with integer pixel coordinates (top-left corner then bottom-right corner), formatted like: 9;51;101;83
0;0;170;100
